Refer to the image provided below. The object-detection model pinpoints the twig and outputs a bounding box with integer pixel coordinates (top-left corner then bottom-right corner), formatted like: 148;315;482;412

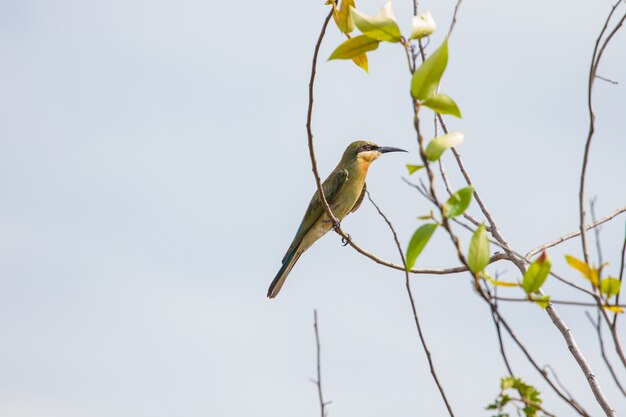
585;311;626;397
526;206;626;259
614;222;626;327
590;198;605;266
487;286;515;376
447;0;465;38
493;296;626;308
366;192;456;417
312;310;329;417
595;74;619;84
544;365;575;400
579;1;626;265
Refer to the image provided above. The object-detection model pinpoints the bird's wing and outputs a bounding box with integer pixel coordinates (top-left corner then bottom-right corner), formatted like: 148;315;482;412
282;169;349;263
350;182;366;213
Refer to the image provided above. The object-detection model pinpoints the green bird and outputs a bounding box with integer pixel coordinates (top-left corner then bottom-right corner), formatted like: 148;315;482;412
267;140;406;298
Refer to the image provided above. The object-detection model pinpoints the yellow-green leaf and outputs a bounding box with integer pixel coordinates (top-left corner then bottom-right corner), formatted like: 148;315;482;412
424;132;464;161
333;0;355;33
604;305;625;314
522;252;551;294
600;277;621;297
492;280;520;287
406;164;424;174
406;223;438;270
531;294;550;309
349;5;401;43
416;211;434;220
422;93;462;118
468;224;490;274
443;186;474;219
565;255;598;286
329;35;380;60
351;53;368;72
411;39;448;100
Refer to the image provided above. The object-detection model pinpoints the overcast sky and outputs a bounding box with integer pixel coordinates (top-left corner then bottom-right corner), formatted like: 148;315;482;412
1;0;625;416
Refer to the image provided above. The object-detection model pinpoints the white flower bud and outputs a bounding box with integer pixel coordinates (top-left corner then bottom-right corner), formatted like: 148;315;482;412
411;11;436;39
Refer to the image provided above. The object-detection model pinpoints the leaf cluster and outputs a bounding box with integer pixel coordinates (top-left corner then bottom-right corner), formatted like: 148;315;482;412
486;377;545;417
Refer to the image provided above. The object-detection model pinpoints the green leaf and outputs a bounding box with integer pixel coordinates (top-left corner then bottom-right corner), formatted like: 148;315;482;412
411;39;448;99
406;223;438;270
349;5;402;43
333;0;355;33
531;294;551;309
406;164;424;174
329;35;380;61
443;186;474;218
522;252;551;294
468;224;490;274
422;93;462;118
600;277;621;297
351;53;369;72
424;132;464;161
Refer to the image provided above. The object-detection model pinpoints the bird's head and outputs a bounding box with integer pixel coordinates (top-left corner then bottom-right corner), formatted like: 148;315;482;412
343;140;407;166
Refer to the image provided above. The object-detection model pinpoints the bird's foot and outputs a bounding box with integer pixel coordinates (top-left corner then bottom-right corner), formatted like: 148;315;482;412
341;234;351;246
332;219;341;231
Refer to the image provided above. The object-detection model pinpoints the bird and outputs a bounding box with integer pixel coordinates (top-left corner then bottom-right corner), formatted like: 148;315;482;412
267;140;407;298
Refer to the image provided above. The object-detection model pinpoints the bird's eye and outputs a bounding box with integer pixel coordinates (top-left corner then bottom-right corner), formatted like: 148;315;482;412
365;145;371;151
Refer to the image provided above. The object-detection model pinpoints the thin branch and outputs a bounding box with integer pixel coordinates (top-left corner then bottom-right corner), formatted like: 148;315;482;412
545;303;616;417
312;310;329;417
367;192;456;417
493;296;626;308
447;0;465;38
595;74;619;84
486;285;515;376
614;222;626;327
526;206;626;259
590;198;605;266
579;1;626;265
585;311;626;397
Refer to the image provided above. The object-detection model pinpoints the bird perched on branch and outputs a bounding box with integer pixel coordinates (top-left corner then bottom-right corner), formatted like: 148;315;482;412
267;140;406;298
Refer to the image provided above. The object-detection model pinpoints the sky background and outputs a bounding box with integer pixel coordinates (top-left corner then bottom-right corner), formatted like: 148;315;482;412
1;0;625;416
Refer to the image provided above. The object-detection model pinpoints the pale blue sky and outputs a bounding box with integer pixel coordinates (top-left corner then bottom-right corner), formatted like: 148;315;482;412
1;0;625;416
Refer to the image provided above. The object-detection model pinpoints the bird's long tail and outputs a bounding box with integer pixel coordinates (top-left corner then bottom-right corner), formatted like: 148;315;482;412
267;247;302;298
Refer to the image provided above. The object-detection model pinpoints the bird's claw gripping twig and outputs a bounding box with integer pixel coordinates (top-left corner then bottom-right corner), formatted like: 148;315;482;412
341;234;351;246
332;219;341;231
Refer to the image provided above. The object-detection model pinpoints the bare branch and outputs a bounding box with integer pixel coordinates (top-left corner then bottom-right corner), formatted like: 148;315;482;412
493;296;626;308
590;198;605;266
526;206;626;259
595;74;619;84
585;311;626;397
579;1;626;265
614;222;626;327
545;304;616;416
312;310;329;417
367;192;456;417
447;0;465;38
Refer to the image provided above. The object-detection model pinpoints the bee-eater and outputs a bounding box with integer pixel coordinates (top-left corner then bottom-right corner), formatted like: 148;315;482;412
267;140;406;298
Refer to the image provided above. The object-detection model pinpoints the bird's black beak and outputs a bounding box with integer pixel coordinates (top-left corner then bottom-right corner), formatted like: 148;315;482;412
378;146;407;154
